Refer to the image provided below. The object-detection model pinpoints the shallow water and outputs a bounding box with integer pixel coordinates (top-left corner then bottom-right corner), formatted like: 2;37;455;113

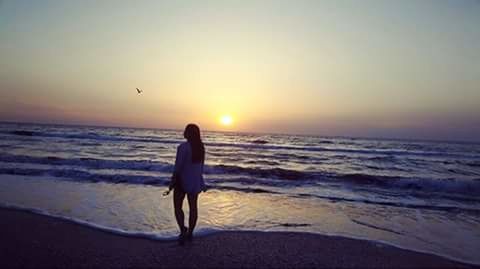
0;122;479;264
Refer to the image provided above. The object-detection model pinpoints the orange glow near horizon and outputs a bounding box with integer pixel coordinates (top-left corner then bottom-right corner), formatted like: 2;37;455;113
1;1;479;141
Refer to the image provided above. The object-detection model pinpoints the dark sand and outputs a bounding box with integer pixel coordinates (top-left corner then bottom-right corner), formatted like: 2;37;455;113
0;208;476;268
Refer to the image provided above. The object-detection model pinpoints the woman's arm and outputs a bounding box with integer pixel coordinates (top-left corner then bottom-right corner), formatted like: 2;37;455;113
169;144;185;190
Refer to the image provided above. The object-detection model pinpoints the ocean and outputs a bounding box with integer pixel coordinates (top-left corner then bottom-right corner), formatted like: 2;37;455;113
0;122;479;264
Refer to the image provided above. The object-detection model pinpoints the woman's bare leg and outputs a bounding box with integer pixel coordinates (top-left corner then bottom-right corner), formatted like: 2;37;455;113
173;188;186;233
187;193;199;234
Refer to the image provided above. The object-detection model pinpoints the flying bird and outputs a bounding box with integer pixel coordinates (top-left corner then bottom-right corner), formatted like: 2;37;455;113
136;88;143;94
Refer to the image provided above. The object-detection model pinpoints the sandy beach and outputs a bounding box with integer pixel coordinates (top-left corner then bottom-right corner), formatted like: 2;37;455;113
0;208;475;268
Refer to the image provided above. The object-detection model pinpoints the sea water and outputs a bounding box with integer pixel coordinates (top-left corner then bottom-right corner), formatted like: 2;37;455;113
0;122;479;264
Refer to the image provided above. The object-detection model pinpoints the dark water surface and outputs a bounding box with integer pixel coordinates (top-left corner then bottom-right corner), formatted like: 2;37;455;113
1;122;479;264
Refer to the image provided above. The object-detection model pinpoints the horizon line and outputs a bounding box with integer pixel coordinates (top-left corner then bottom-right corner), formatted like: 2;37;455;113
1;119;479;145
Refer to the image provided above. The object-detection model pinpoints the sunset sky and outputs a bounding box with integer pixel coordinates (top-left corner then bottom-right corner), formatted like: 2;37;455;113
1;0;479;141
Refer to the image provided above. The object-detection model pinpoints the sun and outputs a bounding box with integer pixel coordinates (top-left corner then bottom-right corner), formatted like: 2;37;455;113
219;115;233;126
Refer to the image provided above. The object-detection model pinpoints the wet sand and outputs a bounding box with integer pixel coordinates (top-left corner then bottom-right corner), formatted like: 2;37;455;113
0;208;476;268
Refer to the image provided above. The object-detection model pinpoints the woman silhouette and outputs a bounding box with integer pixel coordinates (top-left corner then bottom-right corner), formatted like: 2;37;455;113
168;123;206;244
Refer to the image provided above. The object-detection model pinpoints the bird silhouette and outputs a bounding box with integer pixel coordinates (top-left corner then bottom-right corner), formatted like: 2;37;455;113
136;88;143;94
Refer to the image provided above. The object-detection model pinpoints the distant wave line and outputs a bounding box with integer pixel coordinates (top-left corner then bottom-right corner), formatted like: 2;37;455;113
2;130;478;159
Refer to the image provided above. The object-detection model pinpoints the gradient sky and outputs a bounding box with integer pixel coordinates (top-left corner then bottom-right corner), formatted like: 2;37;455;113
1;0;479;141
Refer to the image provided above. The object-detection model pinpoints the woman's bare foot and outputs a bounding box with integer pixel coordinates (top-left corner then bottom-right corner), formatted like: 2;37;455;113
178;226;188;245
186;229;193;242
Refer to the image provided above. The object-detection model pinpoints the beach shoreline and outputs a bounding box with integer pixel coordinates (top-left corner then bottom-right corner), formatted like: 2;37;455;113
0;207;476;268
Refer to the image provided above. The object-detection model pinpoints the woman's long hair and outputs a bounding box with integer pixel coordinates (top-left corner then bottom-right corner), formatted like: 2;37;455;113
184;124;205;163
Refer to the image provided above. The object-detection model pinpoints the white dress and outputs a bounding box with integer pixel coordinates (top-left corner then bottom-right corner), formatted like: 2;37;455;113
174;142;205;194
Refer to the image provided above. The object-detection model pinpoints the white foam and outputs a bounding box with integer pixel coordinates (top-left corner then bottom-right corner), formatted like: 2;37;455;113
0;202;222;241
